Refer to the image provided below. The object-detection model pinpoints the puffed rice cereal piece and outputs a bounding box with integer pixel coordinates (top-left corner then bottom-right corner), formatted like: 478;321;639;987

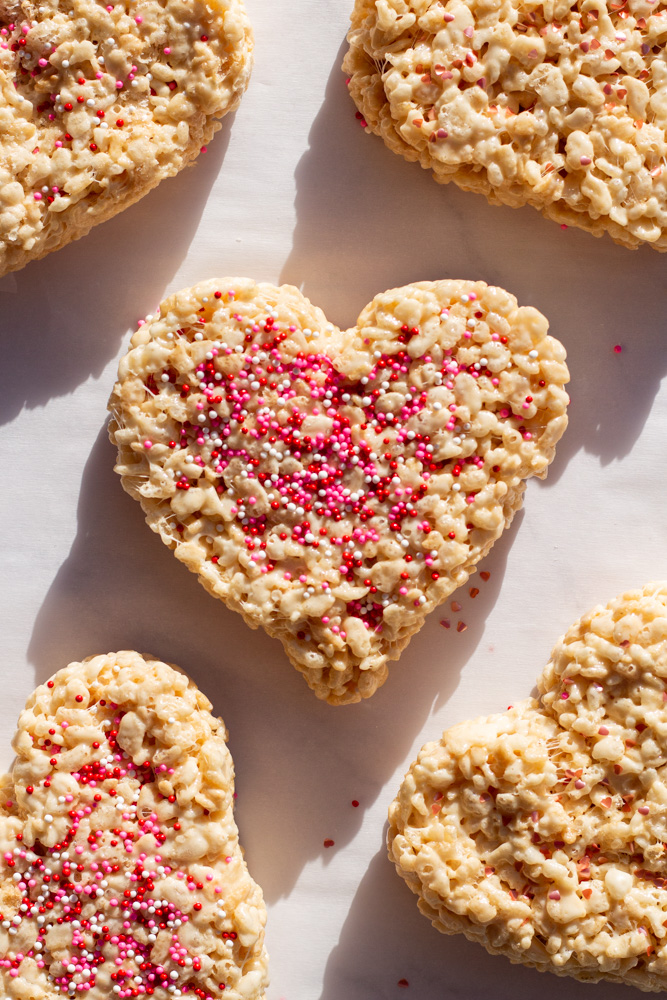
0;651;269;999
108;277;569;705
0;0;252;276
389;583;667;991
344;0;667;250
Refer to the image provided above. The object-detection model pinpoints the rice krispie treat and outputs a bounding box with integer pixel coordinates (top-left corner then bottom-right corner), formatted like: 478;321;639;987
389;583;667;991
108;277;569;704
0;0;252;276
344;0;667;250
0;651;269;1000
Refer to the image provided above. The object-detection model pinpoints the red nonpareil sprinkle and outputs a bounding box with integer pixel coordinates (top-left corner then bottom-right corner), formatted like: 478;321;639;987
398;979;409;988
351;800;359;807
323;839;335;848
614;344;622;353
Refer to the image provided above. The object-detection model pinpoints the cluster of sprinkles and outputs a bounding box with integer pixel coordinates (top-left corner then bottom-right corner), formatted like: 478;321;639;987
0;691;231;998
140;287;546;646
1;3;214;204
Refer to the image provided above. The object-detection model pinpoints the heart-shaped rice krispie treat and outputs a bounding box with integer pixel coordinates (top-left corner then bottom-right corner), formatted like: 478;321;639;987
108;277;569;705
0;651;269;1000
0;0;252;276
344;0;667;250
389;583;667;990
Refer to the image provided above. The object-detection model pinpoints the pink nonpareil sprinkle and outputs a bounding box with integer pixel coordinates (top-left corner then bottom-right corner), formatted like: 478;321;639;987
614;344;622;354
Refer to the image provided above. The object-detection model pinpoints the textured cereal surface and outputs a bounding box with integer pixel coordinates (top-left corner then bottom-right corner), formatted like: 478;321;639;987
0;651;269;1000
389;583;667;991
344;0;667;250
0;0;252;276
108;277;569;704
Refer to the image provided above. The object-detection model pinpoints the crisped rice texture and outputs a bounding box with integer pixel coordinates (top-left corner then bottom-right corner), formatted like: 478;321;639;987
344;0;667;251
108;277;569;704
0;0;252;276
389;583;667;991
0;651;269;1000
